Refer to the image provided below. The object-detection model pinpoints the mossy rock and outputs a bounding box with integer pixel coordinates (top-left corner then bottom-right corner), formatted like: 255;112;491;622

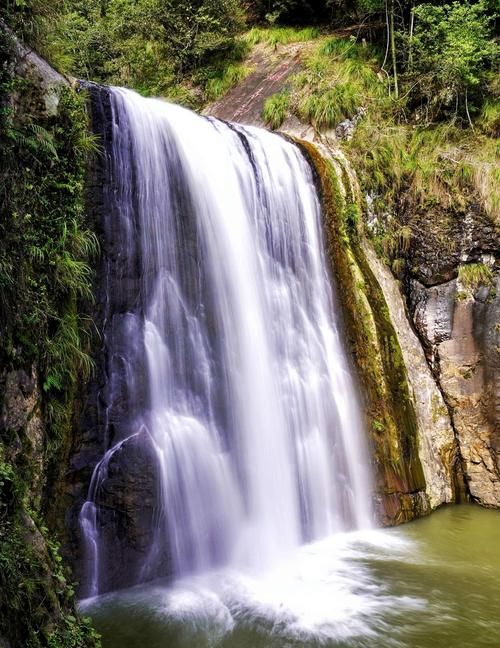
297;139;428;525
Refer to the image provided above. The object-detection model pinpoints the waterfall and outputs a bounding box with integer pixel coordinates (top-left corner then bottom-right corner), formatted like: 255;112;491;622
79;87;372;598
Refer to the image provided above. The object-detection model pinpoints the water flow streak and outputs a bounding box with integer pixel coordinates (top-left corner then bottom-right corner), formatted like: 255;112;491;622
80;87;371;597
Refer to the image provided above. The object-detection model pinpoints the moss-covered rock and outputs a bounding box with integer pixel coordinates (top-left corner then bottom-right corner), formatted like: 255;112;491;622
297;140;430;525
0;25;100;648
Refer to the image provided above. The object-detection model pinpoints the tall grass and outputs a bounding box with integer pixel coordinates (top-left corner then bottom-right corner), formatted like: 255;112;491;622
244;26;320;47
458;263;494;290
263;91;290;129
288;36;388;131
205;63;253;101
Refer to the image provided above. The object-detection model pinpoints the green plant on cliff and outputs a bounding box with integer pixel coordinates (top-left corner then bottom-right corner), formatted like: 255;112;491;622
245;25;319;46
293;37;387;129
458;263;494;291
0;31;100;648
2;0;248;105
0;79;97;439
204;61;253;100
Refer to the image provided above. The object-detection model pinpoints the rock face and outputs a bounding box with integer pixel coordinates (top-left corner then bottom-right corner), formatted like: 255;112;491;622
4;22;72;118
409;273;500;506
399;191;500;507
203;41;308;125
88;430;165;593
363;244;460;509
0;368;44;507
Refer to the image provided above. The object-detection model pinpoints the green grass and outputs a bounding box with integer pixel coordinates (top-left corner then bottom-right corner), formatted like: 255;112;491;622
205;62;253;101
287;36;388;130
263;91;290;129
298;86;358;128
458;263;494;290
244;26;320;47
478;99;500;137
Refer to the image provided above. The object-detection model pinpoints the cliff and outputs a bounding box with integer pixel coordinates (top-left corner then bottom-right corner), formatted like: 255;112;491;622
0;20;498;647
0;24;100;648
204;34;498;518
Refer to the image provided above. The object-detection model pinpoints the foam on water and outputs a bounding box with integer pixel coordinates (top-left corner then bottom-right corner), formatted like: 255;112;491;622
81;529;427;646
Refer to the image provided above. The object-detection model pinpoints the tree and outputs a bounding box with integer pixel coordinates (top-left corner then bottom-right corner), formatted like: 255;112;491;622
409;1;496;124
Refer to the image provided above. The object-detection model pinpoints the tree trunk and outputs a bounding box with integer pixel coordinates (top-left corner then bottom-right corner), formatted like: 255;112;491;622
408;1;415;69
390;0;399;99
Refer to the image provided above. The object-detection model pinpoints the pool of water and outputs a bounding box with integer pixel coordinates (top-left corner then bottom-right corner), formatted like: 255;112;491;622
81;505;500;647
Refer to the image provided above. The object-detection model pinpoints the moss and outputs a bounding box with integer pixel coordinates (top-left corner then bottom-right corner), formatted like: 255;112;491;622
297;140;427;525
431;394;448;424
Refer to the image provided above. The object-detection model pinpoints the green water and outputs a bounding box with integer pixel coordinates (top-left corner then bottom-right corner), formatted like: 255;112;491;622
84;505;500;648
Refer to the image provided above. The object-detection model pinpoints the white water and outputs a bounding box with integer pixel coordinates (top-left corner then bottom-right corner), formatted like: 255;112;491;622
80;87;372;597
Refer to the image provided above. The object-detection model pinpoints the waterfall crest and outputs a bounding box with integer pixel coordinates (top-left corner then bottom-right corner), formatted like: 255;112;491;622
80;87;372;597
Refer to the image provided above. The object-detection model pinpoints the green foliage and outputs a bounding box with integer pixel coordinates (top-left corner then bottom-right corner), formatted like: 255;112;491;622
0;505;101;647
458;263;494;290
287;36;387;130
478;98;500;137
409;1;496;122
2;0;246;104
263;91;290;129
203;61;252;101
0;32;101;648
299;86;358;127
0;82;96;438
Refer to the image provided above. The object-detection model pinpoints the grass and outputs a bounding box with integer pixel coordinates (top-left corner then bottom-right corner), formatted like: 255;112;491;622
286;36;388;130
298;86;358;128
263;91;290;129
478;98;500;138
244;26;320;47
458;263;494;290
204;62;253;101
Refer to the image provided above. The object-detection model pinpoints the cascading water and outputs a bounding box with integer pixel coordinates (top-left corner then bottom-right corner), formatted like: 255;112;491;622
79;86;372;599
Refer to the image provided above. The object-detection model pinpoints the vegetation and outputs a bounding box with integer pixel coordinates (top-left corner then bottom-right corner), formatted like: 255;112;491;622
0;27;100;648
263;90;290;128
245;25;320;45
0;0;497;642
458;262;494;290
2;1;497;122
1;0;248;106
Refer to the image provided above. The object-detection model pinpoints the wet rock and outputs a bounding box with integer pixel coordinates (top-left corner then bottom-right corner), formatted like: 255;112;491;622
408;205;500;287
0;368;44;506
335;107;366;141
78;428;166;595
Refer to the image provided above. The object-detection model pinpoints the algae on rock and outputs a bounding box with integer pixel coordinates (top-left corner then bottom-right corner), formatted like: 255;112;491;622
297;140;435;525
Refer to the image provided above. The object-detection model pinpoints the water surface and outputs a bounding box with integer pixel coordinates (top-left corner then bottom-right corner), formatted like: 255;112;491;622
83;505;500;647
